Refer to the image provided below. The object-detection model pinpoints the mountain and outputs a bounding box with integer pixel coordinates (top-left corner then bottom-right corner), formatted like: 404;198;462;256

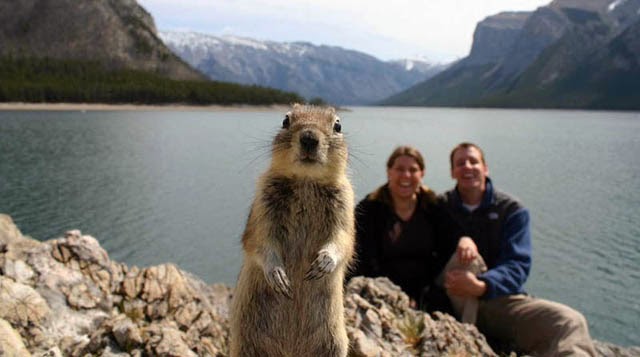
383;0;640;110
160;31;448;105
466;12;532;67
0;0;305;105
0;0;202;80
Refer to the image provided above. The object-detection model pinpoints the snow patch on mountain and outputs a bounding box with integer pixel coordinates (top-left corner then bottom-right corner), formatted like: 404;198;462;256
608;0;628;11
160;31;449;105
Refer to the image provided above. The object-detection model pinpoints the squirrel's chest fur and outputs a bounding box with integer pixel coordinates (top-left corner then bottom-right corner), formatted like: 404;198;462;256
259;176;348;267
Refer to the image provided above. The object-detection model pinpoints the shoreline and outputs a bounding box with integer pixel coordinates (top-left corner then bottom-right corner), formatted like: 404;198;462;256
0;102;292;112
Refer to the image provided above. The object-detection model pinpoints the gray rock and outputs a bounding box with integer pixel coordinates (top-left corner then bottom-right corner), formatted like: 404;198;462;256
144;321;198;357
467;12;531;66
1;214;638;356
112;315;143;350
0;276;50;328
595;341;640;357
0;318;31;356
351;329;383;357
57;230;110;271
346;276;497;356
3;258;35;284
0;215;24;245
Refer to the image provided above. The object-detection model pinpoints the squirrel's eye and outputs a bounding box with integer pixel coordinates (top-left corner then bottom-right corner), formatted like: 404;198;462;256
333;120;342;133
282;115;290;129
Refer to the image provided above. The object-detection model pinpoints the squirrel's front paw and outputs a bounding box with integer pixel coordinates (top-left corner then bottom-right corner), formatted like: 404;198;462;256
265;266;292;299
305;250;337;280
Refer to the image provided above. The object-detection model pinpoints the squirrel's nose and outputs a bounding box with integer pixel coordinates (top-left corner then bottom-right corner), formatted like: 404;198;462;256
300;131;319;152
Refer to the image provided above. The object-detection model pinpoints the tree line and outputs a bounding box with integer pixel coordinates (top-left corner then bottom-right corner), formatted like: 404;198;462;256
0;56;304;105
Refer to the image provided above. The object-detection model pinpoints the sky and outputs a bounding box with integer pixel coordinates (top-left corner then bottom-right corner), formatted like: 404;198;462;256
137;0;552;63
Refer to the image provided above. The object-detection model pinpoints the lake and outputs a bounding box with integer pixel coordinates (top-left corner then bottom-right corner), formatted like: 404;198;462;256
0;106;638;346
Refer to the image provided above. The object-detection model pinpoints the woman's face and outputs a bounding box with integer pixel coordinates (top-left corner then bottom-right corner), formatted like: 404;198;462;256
387;155;424;200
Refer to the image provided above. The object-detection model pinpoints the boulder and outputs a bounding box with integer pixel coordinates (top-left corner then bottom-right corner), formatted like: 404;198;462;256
0;213;638;356
0;318;31;356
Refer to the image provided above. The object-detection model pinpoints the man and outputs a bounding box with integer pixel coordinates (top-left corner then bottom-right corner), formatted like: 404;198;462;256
439;142;596;356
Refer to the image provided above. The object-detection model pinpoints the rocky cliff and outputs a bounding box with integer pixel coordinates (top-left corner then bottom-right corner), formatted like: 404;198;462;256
382;0;640;110
0;0;202;81
466;12;531;66
160;31;448;105
1;214;638;356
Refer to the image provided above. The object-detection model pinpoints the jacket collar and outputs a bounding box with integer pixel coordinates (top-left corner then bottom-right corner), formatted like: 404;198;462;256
452;177;495;211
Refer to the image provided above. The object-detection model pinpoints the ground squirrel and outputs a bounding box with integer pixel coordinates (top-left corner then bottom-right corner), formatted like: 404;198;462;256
230;104;355;356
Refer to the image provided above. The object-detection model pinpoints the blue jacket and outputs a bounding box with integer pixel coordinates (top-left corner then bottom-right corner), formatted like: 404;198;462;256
439;178;532;299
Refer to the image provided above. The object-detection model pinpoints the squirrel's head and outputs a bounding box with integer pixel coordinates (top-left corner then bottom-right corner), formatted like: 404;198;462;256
271;104;348;181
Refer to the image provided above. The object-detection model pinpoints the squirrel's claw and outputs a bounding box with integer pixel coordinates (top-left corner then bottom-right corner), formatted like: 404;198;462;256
305;250;337;280
267;266;293;299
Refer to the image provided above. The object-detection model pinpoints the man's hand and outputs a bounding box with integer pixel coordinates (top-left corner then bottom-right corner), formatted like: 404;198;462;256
457;236;478;265
444;269;486;298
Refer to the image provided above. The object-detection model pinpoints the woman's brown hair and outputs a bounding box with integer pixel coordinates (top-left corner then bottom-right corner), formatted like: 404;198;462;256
386;146;425;171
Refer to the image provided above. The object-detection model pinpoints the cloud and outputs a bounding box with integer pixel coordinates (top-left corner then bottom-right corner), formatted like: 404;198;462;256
139;0;550;62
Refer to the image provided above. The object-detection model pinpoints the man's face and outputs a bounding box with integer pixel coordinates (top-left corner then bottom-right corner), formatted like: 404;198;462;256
451;146;488;191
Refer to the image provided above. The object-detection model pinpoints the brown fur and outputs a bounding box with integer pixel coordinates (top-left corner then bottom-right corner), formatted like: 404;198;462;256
230;104;355;357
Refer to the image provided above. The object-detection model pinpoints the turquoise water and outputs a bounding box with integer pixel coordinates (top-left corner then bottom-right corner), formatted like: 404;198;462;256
1;107;638;346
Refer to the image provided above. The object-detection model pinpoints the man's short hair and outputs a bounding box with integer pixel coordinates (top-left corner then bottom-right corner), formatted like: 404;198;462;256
449;142;486;170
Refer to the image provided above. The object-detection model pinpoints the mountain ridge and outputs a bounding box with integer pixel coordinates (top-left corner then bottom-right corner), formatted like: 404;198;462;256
382;0;640;110
0;0;306;106
161;31;449;105
0;0;202;81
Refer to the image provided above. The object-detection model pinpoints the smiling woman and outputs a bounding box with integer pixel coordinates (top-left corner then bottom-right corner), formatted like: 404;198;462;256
386;147;426;219
347;146;445;310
